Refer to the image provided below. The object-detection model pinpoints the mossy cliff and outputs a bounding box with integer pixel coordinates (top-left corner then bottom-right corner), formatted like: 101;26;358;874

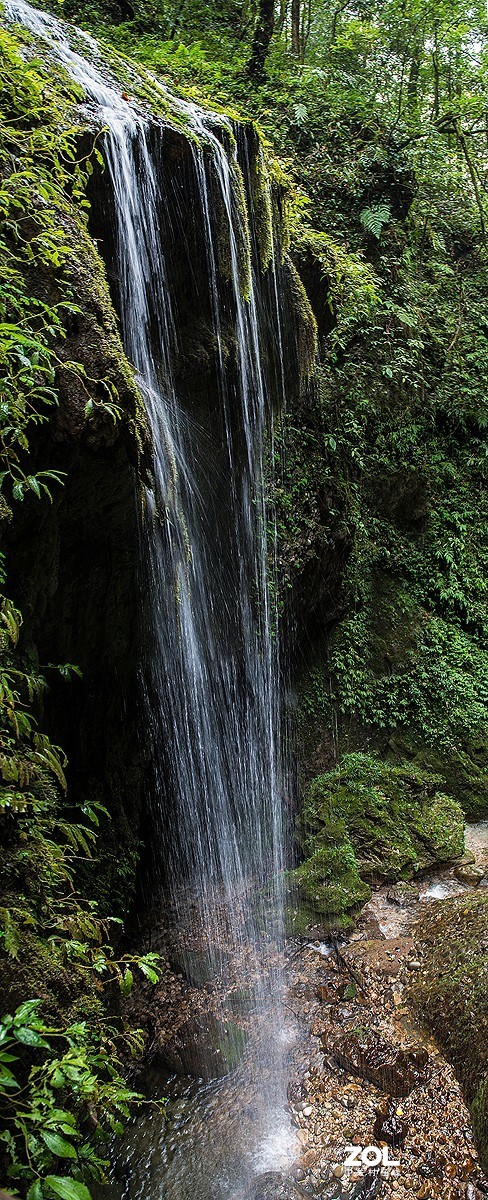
269;111;488;917
0;19;317;1192
0;4;314;954
410;894;488;1173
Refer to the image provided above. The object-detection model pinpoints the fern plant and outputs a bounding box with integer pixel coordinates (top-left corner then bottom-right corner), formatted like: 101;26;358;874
359;201;391;239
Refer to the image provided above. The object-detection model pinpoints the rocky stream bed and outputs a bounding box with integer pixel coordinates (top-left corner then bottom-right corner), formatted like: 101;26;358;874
115;825;488;1200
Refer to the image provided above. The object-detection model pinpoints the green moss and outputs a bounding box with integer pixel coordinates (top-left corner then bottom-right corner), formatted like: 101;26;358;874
410;894;488;1172
390;734;488;822
284;255;318;379
251;144;274;273
0;930;103;1024
295;567;488;822
295;754;464;923
293;227;379;320
293;831;371;926
216;156;252;299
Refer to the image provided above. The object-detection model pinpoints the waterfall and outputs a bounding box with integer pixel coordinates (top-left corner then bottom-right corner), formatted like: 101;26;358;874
4;3;296;1192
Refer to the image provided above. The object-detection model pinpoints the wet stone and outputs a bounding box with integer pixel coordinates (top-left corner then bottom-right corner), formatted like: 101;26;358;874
344;937;415;979
465;1185;488;1200
323;1026;429;1095
455;864;485;886
349;1168;383;1200
373;1098;409;1146
387;882;421;907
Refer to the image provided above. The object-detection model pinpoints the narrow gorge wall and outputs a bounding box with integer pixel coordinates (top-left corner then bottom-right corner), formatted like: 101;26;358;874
2;1;317;928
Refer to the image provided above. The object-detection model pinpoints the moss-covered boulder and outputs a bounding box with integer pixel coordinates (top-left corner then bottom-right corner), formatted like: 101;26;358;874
294;753;465;925
389;734;488;822
409;894;488;1172
293;820;371;930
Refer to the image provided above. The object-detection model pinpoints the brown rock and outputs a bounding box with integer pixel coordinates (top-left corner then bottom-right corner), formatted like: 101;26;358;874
344;938;415;979
323;1027;429;1095
317;984;339;1003
373;1098;409;1145
455;864;485;886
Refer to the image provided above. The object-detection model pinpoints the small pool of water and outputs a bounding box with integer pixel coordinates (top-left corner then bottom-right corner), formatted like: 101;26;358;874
108;1011;298;1200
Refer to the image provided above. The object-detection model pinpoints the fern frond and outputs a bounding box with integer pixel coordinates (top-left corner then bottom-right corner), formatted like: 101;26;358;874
360;202;391;239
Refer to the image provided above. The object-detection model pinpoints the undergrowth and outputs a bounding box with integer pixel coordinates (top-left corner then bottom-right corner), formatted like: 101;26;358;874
0;27;159;1198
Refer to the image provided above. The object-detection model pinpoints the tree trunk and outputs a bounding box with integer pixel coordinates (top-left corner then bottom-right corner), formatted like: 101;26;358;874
291;0;300;55
247;0;275;80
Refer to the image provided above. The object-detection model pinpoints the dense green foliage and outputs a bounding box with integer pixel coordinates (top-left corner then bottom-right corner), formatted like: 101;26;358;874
67;0;488;818
1;0;488;1186
0;1002;141;1199
0;27;158;1198
288;138;488;814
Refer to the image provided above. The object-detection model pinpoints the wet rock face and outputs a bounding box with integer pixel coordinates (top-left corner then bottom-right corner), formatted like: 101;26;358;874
410;893;488;1173
154;1013;247;1081
6;221;146;912
344;937;416;980
455;863;486;887
349;1169;383;1200
323;1027;429;1095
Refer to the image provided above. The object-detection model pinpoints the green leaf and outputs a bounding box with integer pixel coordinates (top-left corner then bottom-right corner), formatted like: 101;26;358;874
359;202;391;239
46;1110;77;1128
139;964;159;984
15;1026;50;1048
45;1176;92;1200
28;1180;44;1200
27;475;41;497
120;968;133;996
41;1132;77;1160
0;1065;19;1088
14;1000;43;1024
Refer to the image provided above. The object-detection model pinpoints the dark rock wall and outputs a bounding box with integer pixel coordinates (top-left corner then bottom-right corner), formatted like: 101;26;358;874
4;114;316;913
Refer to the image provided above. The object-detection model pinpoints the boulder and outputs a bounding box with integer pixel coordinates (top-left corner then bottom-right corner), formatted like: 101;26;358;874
323;1026;429;1095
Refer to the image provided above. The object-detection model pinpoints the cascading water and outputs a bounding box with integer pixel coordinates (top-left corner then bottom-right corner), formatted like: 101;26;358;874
3;4;298;1193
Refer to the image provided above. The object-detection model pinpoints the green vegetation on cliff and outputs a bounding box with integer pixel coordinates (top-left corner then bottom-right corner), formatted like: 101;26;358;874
94;0;488;827
0;28;159;1198
1;0;487;1189
410;894;488;1173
